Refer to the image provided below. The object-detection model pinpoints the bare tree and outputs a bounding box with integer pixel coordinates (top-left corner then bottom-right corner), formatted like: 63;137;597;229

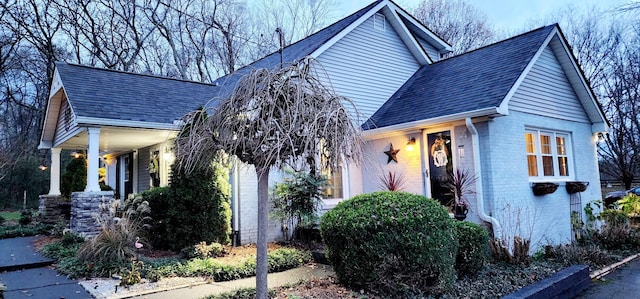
412;0;496;55
598;28;640;189
53;0;156;71
250;0;337;60
175;57;362;299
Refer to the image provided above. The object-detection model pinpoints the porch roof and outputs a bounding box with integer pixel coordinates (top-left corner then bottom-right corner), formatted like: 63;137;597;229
363;25;555;130
55;62;221;124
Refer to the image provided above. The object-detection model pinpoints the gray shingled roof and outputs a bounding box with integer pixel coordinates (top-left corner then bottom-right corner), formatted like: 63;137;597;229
363;24;556;130
56;63;220;124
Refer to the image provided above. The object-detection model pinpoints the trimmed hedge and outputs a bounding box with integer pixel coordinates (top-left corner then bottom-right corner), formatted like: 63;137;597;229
454;221;489;276
320;191;458;295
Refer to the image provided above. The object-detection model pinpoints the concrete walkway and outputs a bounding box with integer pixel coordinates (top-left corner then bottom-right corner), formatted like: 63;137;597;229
0;236;92;299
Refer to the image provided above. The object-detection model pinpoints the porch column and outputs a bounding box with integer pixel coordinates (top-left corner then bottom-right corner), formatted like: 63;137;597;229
48;147;62;195
85;127;101;192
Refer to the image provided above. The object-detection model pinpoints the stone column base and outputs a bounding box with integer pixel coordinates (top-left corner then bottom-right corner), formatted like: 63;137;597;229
38;194;70;224
70;191;115;238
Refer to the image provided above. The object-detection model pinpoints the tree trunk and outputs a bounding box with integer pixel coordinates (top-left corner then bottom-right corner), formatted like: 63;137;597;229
256;170;269;299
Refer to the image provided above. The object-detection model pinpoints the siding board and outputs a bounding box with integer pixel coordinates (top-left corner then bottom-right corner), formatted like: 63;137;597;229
53;98;78;145
317;13;421;121
509;46;589;123
137;147;150;192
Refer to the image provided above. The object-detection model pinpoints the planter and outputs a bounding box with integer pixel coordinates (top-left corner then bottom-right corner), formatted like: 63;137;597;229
453;205;468;221
566;181;589;194
531;182;559;196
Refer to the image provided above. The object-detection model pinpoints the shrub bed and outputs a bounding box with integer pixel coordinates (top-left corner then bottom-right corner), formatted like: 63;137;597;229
320;191;458;295
40;239;311;281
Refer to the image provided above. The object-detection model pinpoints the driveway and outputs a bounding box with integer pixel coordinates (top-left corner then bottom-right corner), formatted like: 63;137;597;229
575;257;640;298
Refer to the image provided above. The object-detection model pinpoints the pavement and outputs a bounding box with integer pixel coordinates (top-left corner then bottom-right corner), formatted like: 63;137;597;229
0;236;92;299
0;236;333;299
575;257;640;299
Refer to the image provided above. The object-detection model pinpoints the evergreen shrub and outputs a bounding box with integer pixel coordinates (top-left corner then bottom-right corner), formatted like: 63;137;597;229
146;161;231;251
61;154;87;198
320;191;458;295
453;221;489;275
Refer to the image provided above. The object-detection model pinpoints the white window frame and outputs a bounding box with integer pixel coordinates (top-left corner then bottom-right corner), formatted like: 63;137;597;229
525;128;573;181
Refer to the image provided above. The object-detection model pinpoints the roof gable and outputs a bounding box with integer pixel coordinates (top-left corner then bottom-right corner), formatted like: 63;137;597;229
364;25;556;130
213;0;452;97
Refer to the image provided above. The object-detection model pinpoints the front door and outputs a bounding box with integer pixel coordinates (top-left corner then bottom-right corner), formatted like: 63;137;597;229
116;153;134;199
425;130;454;206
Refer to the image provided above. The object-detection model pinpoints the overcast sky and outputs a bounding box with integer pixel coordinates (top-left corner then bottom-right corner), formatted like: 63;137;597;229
339;0;629;33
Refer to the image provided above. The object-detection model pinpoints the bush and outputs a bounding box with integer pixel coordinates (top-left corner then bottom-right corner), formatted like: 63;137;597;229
61;154;87;198
595;209;639;250
454;221;489;276
181;241;224;259
149;161;231;251
19;210;33;225
320;191;458;295
76;199;144;267
138;186;171;247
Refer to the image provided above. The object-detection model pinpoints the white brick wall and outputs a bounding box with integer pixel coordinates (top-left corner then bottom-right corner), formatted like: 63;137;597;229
236;164;284;244
481;111;602;252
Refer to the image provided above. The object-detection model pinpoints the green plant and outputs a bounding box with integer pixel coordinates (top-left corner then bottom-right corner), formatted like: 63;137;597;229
595;209;639;250
120;258;144;287
378;170;407;191
617;194;640;216
0;215;5;226
76;198;145;266
60;153;87;198
454;221;489;276
181;241;224;259
443;168;478;216
270;170;327;240
19;210;33;225
148;160;231;251
320;191;458;296
0;223;52;239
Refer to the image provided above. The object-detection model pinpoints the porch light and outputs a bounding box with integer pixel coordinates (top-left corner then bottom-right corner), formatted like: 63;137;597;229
71;151;83;159
597;132;605;143
38;165;48;171
406;137;416;152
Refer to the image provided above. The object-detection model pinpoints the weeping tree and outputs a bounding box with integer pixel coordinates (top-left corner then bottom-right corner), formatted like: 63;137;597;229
175;57;362;298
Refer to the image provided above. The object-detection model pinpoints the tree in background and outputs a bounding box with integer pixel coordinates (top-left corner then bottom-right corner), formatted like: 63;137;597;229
412;0;496;55
175;57;362;299
532;5;640;189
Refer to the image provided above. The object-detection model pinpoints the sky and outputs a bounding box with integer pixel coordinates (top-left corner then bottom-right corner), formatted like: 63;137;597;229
339;0;629;33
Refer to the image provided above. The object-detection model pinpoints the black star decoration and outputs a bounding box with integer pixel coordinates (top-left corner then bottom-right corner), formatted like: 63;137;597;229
384;143;400;164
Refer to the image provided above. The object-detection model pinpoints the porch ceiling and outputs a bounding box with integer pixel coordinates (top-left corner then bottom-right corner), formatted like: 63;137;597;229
58;127;178;154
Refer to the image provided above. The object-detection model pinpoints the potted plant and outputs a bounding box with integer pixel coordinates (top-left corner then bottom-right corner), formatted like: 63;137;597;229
566;181;589;194
444;168;478;221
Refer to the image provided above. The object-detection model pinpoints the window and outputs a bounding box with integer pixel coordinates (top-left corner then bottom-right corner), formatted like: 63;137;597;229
322;165;343;199
525;129;571;179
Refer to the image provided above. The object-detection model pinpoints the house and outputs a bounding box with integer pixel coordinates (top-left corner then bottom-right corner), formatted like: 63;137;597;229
38;0;607;249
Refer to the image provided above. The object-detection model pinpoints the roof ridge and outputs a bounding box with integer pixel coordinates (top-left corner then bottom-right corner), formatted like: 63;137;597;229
434;24;556;64
55;62;219;87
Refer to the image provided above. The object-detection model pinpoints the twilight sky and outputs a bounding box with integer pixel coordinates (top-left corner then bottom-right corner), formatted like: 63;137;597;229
339;0;629;32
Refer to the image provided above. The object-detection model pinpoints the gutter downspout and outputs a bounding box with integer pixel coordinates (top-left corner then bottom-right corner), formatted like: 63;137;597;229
465;117;502;239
